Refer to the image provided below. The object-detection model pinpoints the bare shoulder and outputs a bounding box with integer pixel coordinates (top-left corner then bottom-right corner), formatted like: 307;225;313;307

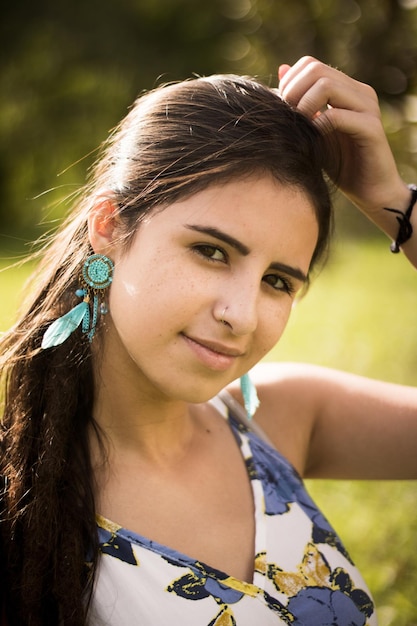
226;362;324;475
227;363;417;480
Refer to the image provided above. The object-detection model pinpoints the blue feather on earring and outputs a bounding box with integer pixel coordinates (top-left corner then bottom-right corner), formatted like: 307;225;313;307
240;372;260;420
41;300;89;349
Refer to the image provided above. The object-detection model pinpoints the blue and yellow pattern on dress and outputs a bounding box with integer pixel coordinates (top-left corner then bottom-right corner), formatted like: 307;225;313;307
96;515;139;566
93;409;377;625
165;559;294;624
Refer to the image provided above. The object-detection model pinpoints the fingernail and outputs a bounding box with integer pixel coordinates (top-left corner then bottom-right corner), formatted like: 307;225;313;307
278;64;291;81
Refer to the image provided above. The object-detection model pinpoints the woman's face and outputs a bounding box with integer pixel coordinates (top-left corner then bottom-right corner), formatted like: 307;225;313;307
103;175;319;404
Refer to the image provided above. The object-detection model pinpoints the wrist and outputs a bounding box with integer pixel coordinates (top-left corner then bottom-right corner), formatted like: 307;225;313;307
355;180;410;215
384;184;417;253
352;181;411;237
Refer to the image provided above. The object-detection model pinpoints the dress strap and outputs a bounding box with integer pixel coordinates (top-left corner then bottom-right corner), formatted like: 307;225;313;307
214;389;275;448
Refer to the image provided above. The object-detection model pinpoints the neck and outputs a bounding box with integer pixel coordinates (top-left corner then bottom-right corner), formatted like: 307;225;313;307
90;325;216;465
94;375;199;456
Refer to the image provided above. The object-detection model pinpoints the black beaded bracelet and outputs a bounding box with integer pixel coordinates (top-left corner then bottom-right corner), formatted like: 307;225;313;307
384;184;417;253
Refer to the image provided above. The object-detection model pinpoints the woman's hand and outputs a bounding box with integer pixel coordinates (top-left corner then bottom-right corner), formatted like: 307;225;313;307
278;57;415;257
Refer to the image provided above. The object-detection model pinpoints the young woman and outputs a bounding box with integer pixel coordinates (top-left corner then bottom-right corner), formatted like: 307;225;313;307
1;56;416;625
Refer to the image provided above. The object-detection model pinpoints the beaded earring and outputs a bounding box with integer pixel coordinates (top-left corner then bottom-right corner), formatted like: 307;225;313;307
41;253;114;349
240;372;260;420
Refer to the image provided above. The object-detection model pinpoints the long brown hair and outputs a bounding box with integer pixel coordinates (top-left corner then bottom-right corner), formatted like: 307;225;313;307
0;74;333;624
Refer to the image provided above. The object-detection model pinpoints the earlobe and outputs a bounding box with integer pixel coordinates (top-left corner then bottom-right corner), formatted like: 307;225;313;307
88;197;119;254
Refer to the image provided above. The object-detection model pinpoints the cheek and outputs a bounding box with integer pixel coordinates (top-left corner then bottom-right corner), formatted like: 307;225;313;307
109;266;144;319
106;257;151;338
110;248;166;306
255;301;293;359
107;257;198;338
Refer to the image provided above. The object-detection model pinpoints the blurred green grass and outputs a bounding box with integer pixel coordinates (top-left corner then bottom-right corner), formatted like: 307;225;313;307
0;256;36;331
1;238;417;625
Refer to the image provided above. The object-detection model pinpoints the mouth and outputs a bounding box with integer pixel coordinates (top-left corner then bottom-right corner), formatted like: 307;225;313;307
181;334;245;371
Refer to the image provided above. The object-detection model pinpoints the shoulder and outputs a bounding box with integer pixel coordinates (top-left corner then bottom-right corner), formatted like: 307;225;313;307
226;362;324;475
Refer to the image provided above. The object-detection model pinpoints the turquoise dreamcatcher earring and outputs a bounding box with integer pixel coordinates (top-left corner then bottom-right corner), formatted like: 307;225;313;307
41;253;114;349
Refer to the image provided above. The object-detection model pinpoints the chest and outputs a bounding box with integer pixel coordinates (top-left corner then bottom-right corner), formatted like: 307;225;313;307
96;425;256;582
93;428;378;626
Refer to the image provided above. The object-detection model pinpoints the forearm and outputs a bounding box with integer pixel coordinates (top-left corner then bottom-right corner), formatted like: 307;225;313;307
278;58;417;269
350;180;417;269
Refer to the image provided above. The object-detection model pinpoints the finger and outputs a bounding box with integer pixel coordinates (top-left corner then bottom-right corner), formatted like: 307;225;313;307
278;56;326;97
279;57;376;116
278;64;291;81
313;106;384;145
294;77;380;120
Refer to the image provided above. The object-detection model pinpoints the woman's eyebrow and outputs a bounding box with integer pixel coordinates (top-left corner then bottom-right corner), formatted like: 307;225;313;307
184;224;250;256
269;262;307;284
185;223;308;284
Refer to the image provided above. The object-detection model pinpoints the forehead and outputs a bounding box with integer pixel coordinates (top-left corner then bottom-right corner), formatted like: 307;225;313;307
134;174;319;268
160;174;317;231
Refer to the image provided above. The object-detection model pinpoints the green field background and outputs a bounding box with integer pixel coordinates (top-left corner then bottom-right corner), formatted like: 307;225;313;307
1;237;417;625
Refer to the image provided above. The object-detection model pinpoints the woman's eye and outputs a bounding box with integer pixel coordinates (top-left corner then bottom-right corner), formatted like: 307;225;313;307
263;273;294;294
193;244;227;262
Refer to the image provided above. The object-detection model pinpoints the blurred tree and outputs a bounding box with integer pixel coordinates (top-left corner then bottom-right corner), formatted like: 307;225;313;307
1;0;417;241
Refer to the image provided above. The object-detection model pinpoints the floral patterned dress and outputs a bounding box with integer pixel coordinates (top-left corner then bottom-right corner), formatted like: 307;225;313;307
89;397;377;625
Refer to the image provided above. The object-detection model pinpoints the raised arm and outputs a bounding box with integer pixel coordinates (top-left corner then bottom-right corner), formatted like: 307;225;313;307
278;56;417;268
226;59;417;481
243;362;417;480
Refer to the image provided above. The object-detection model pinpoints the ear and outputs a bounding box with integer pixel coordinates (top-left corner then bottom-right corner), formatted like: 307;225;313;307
88;197;120;255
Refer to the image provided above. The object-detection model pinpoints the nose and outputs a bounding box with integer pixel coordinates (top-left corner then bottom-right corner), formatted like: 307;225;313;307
218;280;259;337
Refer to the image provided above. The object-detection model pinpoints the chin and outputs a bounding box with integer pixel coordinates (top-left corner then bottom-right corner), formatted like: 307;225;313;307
168;380;233;405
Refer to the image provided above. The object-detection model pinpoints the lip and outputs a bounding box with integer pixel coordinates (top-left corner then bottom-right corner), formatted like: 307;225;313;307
182;334;245;371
